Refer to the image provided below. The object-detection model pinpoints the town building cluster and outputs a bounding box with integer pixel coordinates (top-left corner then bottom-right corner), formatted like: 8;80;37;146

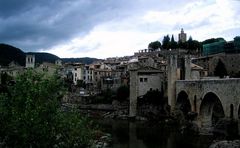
1;29;240;133
1;29;240;96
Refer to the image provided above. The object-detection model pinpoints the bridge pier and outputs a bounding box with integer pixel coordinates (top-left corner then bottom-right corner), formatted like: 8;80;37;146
129;69;138;117
167;55;178;111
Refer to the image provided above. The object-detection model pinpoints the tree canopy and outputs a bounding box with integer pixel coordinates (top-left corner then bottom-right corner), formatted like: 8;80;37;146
202;38;226;45
162;35;170;49
148;34;203;53
170;34;178;49
214;59;227;78
0;70;95;147
148;41;162;51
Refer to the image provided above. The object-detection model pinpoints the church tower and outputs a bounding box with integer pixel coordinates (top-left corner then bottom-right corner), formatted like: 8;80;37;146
25;55;35;68
178;28;187;43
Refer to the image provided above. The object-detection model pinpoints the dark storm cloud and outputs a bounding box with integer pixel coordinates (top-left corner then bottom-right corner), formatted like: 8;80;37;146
0;0;136;51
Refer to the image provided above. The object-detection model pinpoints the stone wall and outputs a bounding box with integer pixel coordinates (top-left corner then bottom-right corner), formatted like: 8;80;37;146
193;53;240;77
138;73;163;96
129;70;138;117
167;55;178;109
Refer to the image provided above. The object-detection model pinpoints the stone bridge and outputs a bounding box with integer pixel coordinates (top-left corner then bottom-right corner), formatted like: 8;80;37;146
175;78;240;129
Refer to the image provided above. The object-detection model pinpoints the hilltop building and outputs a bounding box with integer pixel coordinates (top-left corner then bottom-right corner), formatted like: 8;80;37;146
178;28;187;43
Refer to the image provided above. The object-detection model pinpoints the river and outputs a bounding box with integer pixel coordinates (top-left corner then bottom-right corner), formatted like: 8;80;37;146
96;119;213;148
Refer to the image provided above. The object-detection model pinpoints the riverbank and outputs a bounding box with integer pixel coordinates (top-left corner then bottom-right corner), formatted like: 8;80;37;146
93;119;214;148
63;102;240;148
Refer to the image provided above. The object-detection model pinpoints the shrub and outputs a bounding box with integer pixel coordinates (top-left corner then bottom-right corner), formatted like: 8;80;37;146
0;70;95;147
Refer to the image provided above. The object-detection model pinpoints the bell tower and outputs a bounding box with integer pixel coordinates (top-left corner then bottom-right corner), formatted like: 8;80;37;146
178;28;187;43
25;54;35;68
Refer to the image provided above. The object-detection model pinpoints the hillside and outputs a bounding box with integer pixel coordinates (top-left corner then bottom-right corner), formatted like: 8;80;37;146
0;43;99;66
0;44;26;66
62;57;100;64
27;52;60;64
0;43;60;66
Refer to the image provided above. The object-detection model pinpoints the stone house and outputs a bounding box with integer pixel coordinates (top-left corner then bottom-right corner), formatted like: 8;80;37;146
129;66;165;117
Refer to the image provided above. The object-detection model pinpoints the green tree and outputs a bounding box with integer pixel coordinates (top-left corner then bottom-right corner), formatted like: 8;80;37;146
148;41;162;51
202;37;226;45
0;72;13;85
162;35;170;49
187;36;194;50
170;34;178;49
0;70;95;147
214;59;227;78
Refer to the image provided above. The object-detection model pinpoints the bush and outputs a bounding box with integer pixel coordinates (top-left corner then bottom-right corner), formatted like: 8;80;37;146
0;70;95;147
214;59;227;78
138;89;165;105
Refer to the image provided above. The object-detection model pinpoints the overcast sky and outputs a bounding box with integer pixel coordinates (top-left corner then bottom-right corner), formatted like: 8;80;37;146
0;0;239;59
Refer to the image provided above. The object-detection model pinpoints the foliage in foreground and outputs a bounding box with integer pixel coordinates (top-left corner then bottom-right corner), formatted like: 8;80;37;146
0;70;94;147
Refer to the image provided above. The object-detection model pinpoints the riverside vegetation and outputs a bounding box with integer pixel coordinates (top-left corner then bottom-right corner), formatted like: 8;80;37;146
0;70;96;147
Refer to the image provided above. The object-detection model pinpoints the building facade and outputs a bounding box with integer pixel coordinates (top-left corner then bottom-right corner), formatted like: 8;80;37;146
25;55;35;68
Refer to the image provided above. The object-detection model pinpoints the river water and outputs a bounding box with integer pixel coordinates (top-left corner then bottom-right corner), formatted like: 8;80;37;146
97;119;213;148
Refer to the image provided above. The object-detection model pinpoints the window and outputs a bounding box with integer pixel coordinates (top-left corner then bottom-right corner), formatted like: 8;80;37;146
140;78;148;82
144;78;147;82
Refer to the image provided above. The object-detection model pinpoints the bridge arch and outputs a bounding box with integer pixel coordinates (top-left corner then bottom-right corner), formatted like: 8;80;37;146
200;92;225;127
176;91;191;117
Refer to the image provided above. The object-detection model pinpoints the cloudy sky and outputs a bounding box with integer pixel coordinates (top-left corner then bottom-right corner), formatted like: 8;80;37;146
0;0;239;59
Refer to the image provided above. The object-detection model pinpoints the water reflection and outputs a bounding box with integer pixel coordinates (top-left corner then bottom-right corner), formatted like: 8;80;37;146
97;119;213;148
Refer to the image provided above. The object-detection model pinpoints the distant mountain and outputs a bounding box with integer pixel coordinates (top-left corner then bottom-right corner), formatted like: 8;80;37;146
0;43;60;66
0;43;99;66
27;52;60;64
62;57;100;64
0;44;25;66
